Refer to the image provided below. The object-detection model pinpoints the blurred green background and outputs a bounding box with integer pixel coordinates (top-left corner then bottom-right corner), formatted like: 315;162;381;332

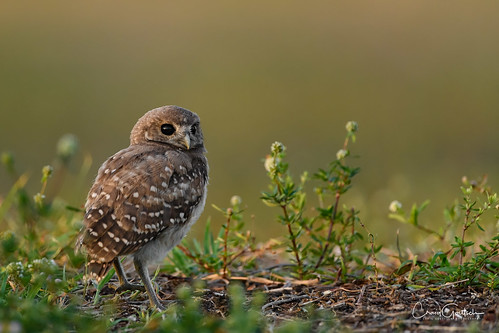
1;1;498;248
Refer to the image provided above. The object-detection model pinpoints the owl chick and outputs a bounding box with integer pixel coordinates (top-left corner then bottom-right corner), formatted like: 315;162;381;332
76;105;208;310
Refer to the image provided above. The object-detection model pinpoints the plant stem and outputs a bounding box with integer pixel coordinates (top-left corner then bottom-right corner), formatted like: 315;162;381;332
281;204;303;279
358;219;379;289
415;224;444;240
469;240;499;285
226;247;249;267
222;210;232;278
458;196;473;266
177;245;213;272
343;136;349;151
273;172;304;278
314;191;340;270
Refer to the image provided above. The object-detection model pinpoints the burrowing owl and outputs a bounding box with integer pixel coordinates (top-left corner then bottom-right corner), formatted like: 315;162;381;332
76;105;208;309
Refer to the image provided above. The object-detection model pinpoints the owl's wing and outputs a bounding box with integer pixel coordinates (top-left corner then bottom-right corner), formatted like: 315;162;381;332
78;146;207;265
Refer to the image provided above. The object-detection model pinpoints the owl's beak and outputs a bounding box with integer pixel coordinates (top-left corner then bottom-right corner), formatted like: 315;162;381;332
181;133;190;150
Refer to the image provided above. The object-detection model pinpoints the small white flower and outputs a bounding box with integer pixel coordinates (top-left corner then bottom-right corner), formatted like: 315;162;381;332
345;121;358;133
264;155;274;172
42;165;53;178
389;200;402;213
336;149;348;160
270;141;284;154
230;195;242;207
33;193;45;205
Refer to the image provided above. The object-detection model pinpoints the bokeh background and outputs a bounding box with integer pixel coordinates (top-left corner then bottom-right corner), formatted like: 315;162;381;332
1;1;498;249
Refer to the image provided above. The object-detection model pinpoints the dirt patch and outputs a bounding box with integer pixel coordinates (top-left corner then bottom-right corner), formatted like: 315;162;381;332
77;273;498;332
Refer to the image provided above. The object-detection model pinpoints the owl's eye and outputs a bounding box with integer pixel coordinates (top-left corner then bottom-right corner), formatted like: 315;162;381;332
161;124;175;136
190;125;197;136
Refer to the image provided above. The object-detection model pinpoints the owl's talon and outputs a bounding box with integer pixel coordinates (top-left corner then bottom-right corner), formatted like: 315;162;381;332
153;302;166;311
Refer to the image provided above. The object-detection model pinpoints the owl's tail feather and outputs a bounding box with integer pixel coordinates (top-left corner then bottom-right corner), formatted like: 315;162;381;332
84;258;114;283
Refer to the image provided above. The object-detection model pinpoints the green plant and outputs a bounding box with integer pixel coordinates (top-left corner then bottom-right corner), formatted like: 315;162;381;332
0;137;100;332
261;141;308;278
388;200;447;240
389;176;499;287
312;121;361;271
166;196;255;278
261;121;373;280
452;178;498;265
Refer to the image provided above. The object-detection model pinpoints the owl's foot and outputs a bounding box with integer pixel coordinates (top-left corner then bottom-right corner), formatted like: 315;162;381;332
111;258;146;293
152;299;166;311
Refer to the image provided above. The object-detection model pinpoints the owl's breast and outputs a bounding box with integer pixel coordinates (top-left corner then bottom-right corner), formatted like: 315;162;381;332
133;185;207;265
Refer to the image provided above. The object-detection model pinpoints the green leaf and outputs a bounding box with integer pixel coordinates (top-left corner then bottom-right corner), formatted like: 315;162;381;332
203;221;212;254
476;222;485;232
463;241;474;247
388;213;407;224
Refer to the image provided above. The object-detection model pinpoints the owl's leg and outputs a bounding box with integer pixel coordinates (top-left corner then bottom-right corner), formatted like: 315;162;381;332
113;258;146;293
133;257;165;310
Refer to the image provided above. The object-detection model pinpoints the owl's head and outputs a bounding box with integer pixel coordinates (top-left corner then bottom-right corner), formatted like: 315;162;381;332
130;105;205;150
